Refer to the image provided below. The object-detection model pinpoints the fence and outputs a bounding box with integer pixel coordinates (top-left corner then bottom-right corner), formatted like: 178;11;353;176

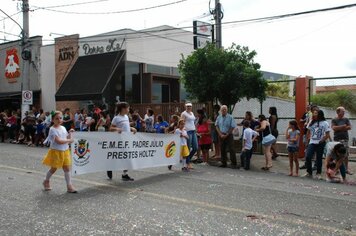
233;76;356;159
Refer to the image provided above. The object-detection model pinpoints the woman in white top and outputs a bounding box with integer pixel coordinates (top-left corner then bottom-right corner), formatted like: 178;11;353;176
180;102;198;168
305;109;331;179
108;102;137;181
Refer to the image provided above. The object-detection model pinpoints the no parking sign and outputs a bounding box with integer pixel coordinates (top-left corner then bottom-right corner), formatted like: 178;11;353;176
22;90;33;105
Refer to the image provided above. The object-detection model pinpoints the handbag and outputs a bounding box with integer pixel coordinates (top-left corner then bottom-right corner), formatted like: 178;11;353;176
262;125;276;146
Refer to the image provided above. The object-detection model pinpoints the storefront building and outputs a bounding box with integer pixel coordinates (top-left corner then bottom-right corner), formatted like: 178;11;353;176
0;36;42;111
50;25;193;111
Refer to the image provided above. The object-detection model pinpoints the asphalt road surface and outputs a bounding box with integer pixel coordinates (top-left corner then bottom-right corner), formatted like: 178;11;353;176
0;143;355;236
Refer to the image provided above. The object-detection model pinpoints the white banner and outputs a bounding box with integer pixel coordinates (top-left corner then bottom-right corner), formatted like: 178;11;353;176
71;132;180;175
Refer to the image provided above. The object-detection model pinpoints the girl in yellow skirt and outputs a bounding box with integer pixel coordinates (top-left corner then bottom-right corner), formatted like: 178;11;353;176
42;111;77;193
175;119;190;172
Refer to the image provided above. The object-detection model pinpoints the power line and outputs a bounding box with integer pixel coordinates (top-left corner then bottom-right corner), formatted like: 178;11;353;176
0;30;21;37
221;3;356;25
0;11;22;22
31;0;188;15
3;2;356;47
32;0;109;10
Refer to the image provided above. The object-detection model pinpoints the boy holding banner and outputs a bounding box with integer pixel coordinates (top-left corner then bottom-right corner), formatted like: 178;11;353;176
107;102;137;181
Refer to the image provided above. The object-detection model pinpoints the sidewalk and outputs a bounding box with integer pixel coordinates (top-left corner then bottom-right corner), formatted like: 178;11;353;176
204;153;356;182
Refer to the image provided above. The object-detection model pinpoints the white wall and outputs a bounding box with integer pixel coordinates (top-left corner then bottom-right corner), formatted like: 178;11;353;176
126;26;194;68
77;26;194;68
40;45;56;112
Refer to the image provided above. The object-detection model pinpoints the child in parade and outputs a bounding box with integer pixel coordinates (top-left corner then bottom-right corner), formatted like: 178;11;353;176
42;111;77;193
240;120;259;170
107;102;137;181
175;119;190;171
286;120;300;176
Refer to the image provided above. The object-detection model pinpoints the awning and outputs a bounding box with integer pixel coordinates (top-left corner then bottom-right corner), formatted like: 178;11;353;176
55;50;125;101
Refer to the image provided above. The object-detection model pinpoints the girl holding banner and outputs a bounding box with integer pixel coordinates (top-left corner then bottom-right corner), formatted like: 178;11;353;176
107;102;137;181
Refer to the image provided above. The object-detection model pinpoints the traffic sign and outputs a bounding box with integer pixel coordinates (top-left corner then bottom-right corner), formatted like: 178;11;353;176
22;90;33;105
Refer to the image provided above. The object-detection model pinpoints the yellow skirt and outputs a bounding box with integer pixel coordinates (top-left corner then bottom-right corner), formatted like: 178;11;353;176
42;149;72;168
181;145;190;158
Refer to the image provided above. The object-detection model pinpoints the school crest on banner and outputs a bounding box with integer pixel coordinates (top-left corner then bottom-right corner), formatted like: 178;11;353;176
73;139;91;167
5;48;21;83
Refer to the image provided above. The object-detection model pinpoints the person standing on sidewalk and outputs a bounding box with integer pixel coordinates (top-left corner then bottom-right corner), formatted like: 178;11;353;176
256;115;273;171
286;120;300;176
304;110;331;179
181;102;198;169
268;107;279;160
215;105;238;168
331;106;352;175
240;120;259;170
196;109;212;164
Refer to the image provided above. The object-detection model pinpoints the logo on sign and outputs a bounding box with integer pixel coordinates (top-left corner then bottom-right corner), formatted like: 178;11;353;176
74;139;91;166
5;48;21;83
165;141;176;158
22;90;33;105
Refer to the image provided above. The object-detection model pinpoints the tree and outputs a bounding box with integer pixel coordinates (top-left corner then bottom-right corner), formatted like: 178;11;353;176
266;76;292;99
179;43;267;112
311;90;356;115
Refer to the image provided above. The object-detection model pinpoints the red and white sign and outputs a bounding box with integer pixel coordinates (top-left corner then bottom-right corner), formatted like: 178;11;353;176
22;90;33;105
5;48;21;83
193;21;212;37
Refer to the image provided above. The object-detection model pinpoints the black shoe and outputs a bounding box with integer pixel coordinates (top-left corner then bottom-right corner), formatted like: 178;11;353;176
219;164;227;168
107;171;112;180
300;165;306;170
231;165;240;169
272;154;279;160
196;158;203;164
122;174;134;181
168;165;172;170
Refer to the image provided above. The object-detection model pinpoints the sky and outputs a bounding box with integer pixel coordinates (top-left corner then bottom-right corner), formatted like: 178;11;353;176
1;0;356;78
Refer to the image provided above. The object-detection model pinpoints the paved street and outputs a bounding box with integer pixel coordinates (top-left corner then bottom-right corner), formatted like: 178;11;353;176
0;142;355;236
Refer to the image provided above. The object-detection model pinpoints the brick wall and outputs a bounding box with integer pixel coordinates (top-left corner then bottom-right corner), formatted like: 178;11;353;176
54;34;80;111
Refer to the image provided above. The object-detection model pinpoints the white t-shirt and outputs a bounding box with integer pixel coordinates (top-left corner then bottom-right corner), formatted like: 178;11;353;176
308;120;331;144
181;111;196;131
112;114;130;132
175;128;188;146
47;126;69;151
243;128;259;150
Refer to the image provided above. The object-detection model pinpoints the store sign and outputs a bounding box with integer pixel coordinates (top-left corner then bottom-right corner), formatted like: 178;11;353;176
58;46;75;61
81;38;125;56
4;48;21;83
193;21;212;37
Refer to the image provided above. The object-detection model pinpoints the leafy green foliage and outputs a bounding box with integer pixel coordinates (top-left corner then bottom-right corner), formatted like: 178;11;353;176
265;76;293;100
311;90;356;115
178;43;267;112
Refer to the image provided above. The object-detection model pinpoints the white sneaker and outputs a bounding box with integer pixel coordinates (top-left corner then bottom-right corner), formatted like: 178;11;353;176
303;173;312;178
315;174;323;180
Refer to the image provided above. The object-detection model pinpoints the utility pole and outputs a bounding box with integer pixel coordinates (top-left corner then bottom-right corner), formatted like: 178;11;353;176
21;0;30;119
214;0;223;48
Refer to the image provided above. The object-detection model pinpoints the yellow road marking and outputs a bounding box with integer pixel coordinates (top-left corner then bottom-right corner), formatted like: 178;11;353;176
0;164;355;235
